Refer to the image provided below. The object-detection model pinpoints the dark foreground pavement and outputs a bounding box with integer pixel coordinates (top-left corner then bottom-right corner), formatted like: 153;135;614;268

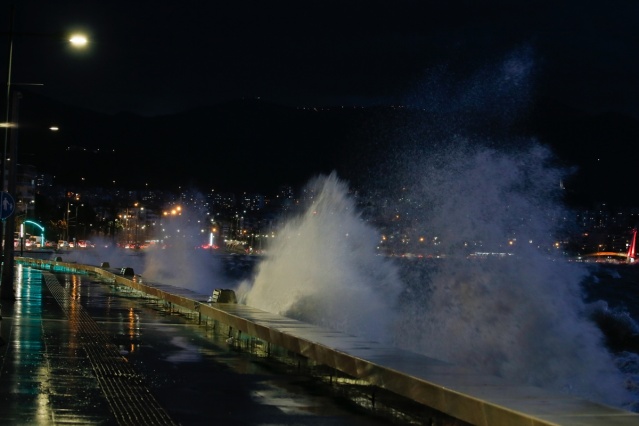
0;265;398;425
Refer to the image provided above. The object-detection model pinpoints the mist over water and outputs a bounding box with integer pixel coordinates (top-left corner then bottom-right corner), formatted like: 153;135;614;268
138;205;231;295
60;202;229;297
240;144;634;409
390;142;630;407
141;246;224;295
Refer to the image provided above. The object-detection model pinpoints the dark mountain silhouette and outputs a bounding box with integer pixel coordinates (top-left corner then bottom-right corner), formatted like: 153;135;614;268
15;93;371;193
10;90;639;207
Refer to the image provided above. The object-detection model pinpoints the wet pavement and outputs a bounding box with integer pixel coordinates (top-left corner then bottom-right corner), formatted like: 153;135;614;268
0;265;397;425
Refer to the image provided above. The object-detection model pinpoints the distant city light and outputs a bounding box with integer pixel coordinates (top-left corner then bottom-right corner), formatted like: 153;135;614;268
49;126;59;131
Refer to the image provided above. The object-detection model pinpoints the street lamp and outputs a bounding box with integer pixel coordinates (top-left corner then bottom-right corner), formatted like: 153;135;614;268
1;6;88;300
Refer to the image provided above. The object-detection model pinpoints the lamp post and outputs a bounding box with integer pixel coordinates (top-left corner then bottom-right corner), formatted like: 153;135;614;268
0;6;88;299
1;5;17;300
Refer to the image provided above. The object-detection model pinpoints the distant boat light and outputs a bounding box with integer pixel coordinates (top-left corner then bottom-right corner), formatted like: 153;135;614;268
49;126;59;131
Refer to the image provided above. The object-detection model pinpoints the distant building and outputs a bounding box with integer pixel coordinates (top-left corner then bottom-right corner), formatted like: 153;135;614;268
240;192;265;211
15;164;38;217
35;172;54;189
208;191;236;211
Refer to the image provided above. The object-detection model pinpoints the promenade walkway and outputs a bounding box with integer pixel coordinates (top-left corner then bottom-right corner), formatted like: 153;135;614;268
0;265;398;425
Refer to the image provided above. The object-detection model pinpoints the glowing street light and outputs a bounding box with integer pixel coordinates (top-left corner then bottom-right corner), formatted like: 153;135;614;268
69;34;88;47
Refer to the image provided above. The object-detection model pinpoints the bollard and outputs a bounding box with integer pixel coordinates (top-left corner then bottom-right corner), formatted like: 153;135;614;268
120;267;134;277
210;289;237;303
54;256;62;262
100;262;110;268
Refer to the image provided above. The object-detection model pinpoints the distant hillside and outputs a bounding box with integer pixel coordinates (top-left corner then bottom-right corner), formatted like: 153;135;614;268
16;93;372;193
12;90;639;207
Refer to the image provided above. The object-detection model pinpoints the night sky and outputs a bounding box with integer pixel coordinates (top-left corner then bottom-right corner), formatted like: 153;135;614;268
2;1;639;202
3;1;639;118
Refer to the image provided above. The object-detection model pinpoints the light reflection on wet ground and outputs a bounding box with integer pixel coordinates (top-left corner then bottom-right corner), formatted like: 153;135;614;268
1;266;401;425
1;267;117;425
95;290;395;425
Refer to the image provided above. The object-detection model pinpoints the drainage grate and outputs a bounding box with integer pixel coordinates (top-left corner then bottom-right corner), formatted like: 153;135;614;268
42;272;178;426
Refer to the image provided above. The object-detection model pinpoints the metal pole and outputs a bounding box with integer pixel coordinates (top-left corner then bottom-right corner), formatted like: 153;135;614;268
2;5;13;190
1;90;19;299
0;5;15;300
66;201;69;241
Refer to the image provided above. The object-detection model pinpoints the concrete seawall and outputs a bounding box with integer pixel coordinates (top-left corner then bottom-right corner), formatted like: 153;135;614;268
16;256;639;425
